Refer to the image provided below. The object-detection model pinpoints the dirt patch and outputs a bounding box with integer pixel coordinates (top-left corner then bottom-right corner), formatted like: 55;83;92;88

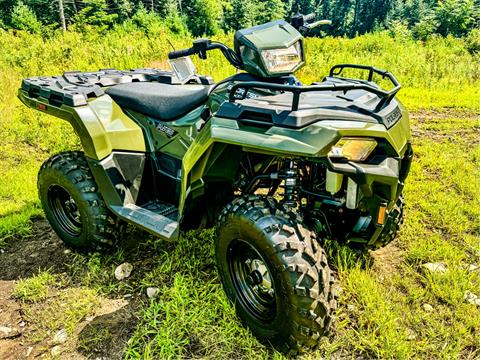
77;300;140;359
0;220;141;359
411;109;480;121
0;281;26;360
0;219;73;281
371;242;404;278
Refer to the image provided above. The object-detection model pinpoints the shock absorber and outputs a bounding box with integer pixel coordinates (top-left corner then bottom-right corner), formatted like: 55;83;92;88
282;160;299;207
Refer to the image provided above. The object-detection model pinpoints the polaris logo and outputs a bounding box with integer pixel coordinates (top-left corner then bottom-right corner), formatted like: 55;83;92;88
384;107;402;128
156;123;177;138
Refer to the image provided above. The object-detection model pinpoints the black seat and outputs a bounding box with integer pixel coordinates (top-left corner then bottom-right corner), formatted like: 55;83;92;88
106;82;210;121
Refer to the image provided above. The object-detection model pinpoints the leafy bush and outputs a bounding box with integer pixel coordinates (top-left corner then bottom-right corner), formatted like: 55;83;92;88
11;2;42;34
413;16;439;40
466;28;480;54
388;20;412;39
434;0;478;37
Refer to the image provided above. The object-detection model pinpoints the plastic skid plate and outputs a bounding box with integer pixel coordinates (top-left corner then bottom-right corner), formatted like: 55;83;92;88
21;68;209;107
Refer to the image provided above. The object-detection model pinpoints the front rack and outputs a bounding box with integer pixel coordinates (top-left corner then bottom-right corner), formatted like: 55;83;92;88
229;64;401;112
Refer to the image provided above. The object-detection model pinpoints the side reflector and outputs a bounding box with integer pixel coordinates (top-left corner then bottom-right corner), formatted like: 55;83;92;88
377;205;387;225
37;103;47;111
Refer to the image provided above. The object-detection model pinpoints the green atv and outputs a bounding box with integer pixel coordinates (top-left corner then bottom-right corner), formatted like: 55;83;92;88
18;14;413;352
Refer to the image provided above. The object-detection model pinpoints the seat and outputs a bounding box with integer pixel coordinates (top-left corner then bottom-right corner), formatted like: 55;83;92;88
106;82;210;121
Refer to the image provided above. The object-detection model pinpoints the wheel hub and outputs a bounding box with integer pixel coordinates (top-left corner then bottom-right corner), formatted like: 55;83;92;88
227;240;277;322
47;185;83;237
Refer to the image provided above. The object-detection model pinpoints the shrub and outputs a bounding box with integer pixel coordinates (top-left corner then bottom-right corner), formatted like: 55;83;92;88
11;2;42;34
466;28;480;54
413;17;439;41
388;20;412;39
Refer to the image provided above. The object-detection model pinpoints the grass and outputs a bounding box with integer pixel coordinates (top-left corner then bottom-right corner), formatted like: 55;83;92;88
13;271;59;302
0;26;479;358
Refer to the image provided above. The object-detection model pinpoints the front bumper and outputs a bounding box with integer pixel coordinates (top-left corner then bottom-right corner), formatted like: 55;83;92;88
327;142;413;205
326;142;413;246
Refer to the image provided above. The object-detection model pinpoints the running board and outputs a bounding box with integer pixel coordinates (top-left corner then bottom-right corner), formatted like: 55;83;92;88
111;203;179;240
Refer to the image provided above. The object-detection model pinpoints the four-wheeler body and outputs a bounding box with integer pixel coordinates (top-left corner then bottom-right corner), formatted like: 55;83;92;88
18;13;412;352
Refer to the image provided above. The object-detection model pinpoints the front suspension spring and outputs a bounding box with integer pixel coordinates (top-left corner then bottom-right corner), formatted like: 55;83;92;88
282;161;299;207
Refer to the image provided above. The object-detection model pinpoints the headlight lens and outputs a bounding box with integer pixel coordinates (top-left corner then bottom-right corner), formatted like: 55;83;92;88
328;138;377;161
261;42;303;74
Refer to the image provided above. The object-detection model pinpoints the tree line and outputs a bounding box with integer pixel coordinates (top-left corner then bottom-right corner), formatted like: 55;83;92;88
0;0;479;39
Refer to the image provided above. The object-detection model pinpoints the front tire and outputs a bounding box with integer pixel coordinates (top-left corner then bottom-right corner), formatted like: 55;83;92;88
216;196;336;352
372;195;405;249
38;151;120;251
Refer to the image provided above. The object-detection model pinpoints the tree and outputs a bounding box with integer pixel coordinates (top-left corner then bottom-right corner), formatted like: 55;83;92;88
183;0;222;35
11;1;42;33
222;0;257;31
434;0;478;36
73;0;118;32
256;0;286;24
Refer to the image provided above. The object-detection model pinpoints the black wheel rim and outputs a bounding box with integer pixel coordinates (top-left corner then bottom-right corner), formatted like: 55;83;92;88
47;185;83;237
227;239;277;323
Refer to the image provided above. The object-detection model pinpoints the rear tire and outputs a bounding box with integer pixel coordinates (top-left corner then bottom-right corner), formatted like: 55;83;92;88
216;196;336;352
38;151;120;251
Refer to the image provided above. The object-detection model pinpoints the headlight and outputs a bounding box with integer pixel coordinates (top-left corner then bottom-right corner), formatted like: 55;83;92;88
261;42;303;74
328;138;377;162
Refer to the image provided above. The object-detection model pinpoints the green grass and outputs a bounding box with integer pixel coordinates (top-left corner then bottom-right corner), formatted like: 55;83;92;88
0;27;479;358
13;271;59;302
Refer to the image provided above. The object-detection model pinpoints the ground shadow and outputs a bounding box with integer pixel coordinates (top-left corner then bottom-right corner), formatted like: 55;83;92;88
0;218;74;280
77;301;140;359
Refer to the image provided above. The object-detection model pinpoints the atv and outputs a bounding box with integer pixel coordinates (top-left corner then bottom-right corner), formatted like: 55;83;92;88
18;13;413;352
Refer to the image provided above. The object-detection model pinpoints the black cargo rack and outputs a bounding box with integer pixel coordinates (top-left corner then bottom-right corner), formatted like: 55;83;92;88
229;64;401;112
20;68;213;107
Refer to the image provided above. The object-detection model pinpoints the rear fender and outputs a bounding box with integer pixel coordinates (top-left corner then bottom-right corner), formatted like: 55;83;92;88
18;90;145;160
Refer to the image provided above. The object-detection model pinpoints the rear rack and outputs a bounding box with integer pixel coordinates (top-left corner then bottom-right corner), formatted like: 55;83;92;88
20;68;213;107
229;64;401;112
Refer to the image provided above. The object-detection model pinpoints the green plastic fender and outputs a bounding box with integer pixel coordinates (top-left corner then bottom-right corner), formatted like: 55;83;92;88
178;110;411;213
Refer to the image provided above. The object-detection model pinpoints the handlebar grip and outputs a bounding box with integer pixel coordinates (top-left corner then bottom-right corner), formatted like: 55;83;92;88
168;47;196;60
304;13;316;22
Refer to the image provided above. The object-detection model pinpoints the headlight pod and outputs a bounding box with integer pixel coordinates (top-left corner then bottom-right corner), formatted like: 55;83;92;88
328;138;377;162
261;42;303;74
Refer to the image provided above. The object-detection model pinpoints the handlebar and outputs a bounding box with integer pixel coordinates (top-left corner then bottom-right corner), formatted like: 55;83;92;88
290;13;331;32
303;13;316;22
168;39;243;69
168;47;196;59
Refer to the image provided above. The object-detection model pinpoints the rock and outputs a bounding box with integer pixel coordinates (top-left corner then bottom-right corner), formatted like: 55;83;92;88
52;328;68;344
0;326;14;339
25;347;33;357
63;249;71;255
422;303;434;312
18;321;26;327
51;345;62;357
406;328;417;341
421;262;448;274
467;264;479;272
123;293;133;299
114;263;133;280
464;291;480;306
146;287;160;298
